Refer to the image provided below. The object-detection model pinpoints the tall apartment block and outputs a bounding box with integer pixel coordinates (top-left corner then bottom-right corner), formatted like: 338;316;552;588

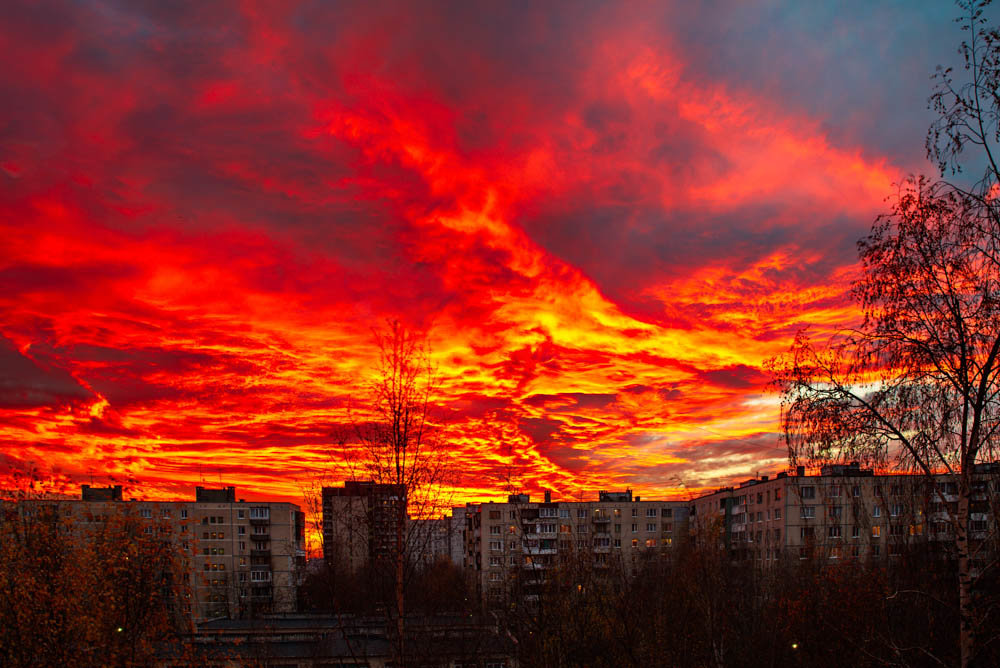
322;481;466;575
691;462;999;566
464;490;690;605
322;481;404;573
23;485;305;621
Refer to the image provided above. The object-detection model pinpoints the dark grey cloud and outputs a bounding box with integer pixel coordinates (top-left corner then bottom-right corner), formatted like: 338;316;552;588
0;336;93;408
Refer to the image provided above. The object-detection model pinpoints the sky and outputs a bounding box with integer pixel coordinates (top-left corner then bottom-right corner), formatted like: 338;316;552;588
0;0;971;511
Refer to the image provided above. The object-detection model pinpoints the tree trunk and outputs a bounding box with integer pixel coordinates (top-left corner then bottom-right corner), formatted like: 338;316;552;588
396;494;405;667
956;479;973;668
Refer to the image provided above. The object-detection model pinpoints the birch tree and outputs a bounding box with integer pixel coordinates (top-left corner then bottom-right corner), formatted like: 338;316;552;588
772;4;1000;665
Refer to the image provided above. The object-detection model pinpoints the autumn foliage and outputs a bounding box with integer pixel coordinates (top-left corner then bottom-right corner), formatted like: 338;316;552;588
0;481;191;668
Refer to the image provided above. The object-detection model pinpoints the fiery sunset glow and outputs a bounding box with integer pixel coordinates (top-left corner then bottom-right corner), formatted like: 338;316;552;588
0;2;958;509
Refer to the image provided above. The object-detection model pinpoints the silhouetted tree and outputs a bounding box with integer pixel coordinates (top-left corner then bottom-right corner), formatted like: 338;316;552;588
772;4;1000;665
314;320;453;666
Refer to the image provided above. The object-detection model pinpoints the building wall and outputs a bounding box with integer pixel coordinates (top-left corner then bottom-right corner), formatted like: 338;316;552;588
323;483;466;573
691;464;1000;566
16;487;305;622
321;481;404;574
464;493;689;605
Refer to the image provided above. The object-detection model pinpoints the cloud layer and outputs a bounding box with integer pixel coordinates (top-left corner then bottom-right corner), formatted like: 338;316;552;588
0;1;961;511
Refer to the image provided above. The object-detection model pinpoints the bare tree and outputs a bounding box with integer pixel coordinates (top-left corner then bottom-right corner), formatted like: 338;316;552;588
327;319;452;666
771;5;1000;665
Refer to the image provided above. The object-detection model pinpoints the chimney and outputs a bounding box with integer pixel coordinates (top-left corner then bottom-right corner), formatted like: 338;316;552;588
796;465;805;477
544;490;551;503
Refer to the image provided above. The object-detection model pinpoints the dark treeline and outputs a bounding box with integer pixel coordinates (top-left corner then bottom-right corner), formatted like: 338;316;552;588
298;557;475;617
299;535;1000;667
504;543;999;668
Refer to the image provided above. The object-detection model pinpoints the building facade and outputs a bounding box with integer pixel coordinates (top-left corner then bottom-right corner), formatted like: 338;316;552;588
323;482;466;575
321;481;404;574
691;462;1000;566
18;485;305;621
464;490;690;606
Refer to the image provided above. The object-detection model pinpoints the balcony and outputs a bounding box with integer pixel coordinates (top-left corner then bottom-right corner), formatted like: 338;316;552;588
250;517;269;525
250;532;270;541
250;548;271;558
522;546;557;555
593;516;610;524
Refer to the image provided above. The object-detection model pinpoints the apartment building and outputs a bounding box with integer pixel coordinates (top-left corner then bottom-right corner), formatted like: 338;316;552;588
322;481;467;575
410;506;467;568
465;490;690;606
21;484;305;621
691;462;1000;565
321;481;404;573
